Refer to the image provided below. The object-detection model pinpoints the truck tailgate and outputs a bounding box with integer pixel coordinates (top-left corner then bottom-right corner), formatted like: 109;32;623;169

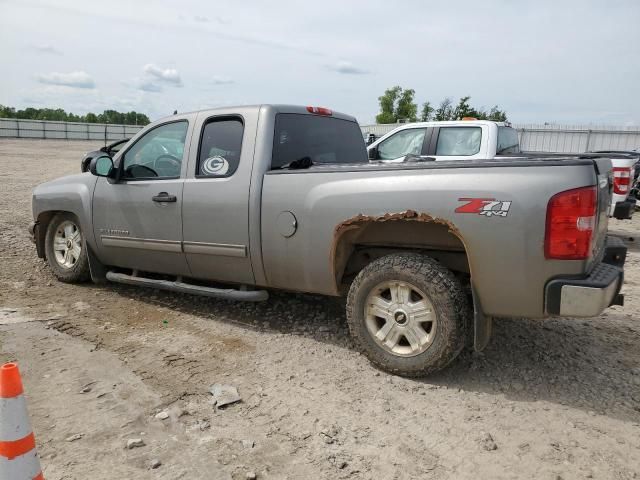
591;158;614;267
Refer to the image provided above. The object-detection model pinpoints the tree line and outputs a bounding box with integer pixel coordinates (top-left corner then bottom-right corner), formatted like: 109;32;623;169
0;105;150;126
376;86;507;124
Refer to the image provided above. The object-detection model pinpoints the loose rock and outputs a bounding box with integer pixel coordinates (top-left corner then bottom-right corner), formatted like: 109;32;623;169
65;433;83;442
242;439;255;449
150;459;162;469
478;432;497;451
209;384;242;408
126;438;145;449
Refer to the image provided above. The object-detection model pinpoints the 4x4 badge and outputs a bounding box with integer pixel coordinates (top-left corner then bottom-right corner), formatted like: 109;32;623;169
455;198;512;218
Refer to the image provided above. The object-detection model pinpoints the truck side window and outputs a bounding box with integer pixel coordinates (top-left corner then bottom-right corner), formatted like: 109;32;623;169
435;127;481;156
197;117;244;177
377;128;426;160
496;126;520;154
122;121;188;179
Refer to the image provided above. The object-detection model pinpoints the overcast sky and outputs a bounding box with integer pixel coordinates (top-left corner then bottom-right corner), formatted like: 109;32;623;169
1;0;639;125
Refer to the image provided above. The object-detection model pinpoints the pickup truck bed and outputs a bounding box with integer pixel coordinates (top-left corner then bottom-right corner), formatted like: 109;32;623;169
261;156;616;318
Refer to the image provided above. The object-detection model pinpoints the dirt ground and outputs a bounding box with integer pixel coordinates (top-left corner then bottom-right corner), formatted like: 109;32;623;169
0;139;639;480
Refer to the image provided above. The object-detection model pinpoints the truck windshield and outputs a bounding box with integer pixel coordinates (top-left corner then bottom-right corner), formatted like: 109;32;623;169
496;127;520;154
272;114;368;169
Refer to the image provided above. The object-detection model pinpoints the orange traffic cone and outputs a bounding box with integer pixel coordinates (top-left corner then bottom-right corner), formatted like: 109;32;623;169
0;362;44;480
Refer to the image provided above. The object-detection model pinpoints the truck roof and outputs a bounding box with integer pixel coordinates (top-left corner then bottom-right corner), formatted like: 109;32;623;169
154;104;359;125
382;120;510;129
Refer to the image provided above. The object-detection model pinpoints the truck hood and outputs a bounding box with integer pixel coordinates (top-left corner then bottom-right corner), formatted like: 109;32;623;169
33;172;98;195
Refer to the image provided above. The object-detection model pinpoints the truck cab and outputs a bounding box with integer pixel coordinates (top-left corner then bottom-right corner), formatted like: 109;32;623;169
366;120;520;162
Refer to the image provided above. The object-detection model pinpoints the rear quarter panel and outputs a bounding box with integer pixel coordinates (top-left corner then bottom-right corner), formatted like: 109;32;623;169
261;162;599;318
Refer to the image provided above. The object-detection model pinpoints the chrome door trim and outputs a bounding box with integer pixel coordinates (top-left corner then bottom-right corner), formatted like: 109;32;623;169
101;235;182;253
182;241;247;258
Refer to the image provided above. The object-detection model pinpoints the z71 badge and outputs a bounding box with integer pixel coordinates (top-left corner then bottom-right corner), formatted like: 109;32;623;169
455;198;512;218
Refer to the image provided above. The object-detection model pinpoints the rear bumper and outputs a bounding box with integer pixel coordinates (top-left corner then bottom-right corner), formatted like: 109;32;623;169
545;236;626;317
612;197;636;220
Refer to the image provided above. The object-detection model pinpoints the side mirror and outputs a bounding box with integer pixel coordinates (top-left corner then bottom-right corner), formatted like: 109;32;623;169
367;147;378;161
89;155;114;177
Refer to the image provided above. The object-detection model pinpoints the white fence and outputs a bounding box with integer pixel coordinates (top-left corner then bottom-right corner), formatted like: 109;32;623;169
0;118;144;141
3;117;640;154
361;123;640;153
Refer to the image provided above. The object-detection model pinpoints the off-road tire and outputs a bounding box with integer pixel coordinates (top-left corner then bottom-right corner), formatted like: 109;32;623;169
44;213;90;283
346;253;468;377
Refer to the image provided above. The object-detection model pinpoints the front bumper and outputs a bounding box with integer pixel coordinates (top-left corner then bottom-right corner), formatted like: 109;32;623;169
613;197;636;220
545;236;626;317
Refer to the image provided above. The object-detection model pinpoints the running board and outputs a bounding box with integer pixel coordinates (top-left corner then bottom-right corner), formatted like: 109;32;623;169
105;271;268;302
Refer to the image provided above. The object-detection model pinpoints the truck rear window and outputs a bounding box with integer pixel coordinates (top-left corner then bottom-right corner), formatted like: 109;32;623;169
271;114;367;169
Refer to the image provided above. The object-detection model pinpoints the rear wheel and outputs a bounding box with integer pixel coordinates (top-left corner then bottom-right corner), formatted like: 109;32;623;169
346;253;467;377
44;213;90;283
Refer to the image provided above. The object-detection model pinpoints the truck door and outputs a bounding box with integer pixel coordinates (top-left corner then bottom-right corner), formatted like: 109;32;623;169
374;127;430;162
181;111;257;284
92;119;193;276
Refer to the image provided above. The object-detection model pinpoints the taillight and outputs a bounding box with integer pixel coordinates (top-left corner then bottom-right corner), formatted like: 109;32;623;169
612;167;632;195
306;106;333;116
545;186;597;260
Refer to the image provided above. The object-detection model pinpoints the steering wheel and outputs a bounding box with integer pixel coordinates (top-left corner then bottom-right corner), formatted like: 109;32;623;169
125;164;158;178
154;154;181;175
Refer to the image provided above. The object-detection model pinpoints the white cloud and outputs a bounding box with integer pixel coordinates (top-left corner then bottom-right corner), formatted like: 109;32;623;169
193;15;230;24
136;80;163;93
326;61;369;75
4;1;640;124
211;76;234;85
31;44;62;55
36;71;95;89
143;64;182;86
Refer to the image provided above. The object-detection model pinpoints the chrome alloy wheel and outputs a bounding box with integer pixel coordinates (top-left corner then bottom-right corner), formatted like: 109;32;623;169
52;221;82;269
364;280;437;357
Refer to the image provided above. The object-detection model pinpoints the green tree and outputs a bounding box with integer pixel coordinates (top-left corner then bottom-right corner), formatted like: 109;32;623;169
396;88;418;122
434;98;453;121
125;111;137;125
420;101;434;121
0;105;150;125
0;105;16;118
376;86;402;124
136;113;150;125
452;96;480;119
376;86;418;124
486;106;507;122
451;96;508;121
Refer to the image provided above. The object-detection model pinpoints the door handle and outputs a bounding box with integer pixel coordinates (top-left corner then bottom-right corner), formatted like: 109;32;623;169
152;192;177;203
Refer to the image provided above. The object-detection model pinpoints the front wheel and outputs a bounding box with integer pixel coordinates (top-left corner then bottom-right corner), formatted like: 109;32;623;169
346;253;468;377
44;213;90;283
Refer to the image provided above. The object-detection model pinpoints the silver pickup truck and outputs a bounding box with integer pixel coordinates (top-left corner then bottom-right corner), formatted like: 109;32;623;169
29;105;627;377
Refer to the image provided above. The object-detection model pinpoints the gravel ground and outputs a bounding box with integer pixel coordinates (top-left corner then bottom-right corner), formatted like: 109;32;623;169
0;139;639;480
